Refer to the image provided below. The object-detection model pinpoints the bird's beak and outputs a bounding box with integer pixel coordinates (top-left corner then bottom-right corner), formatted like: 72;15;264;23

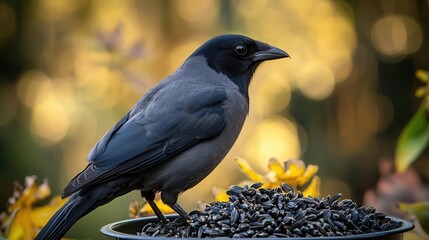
252;43;290;62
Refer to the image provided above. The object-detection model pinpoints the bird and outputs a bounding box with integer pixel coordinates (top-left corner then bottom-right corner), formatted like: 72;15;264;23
35;34;289;240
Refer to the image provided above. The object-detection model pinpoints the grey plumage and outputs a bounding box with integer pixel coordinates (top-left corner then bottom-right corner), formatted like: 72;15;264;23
36;34;289;239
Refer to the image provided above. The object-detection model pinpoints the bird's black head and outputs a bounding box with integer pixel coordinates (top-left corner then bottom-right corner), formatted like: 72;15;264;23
192;34;289;101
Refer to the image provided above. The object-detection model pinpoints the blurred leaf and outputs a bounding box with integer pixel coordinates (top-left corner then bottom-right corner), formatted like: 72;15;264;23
395;100;429;172
415;87;428;98
399;202;429;235
126;41;145;59
416;70;429;83
96;23;124;51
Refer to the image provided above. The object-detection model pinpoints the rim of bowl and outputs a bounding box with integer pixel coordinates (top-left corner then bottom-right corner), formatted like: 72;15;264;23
101;214;414;240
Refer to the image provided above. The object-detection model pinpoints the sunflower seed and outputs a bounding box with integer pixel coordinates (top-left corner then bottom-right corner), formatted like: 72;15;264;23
139;182;403;238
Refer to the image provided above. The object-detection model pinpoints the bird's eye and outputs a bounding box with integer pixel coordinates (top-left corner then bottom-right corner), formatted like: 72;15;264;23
234;45;247;56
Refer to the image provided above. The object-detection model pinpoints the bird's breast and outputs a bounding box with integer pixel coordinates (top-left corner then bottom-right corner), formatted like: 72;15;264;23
140;89;248;194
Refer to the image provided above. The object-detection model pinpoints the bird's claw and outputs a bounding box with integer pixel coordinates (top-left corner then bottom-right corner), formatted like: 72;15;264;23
187;219;197;227
161;220;176;230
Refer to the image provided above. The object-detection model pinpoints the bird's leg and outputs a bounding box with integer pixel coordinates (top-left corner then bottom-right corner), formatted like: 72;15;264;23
140;190;168;223
169;203;192;221
161;191;192;222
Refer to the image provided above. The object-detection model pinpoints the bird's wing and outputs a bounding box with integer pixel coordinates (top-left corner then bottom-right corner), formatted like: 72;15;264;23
62;86;227;197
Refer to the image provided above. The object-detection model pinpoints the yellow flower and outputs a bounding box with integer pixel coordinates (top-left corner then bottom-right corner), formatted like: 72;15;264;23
0;176;67;240
212;186;230;202
129;193;174;218
302;176;321;197
233;157;321;197
211;181;254;202
234;158;264;182
298;164;319;186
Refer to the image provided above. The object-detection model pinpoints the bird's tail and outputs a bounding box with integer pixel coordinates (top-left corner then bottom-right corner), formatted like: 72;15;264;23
35;193;95;240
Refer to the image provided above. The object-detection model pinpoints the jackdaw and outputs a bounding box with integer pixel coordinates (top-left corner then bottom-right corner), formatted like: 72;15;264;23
35;34;289;239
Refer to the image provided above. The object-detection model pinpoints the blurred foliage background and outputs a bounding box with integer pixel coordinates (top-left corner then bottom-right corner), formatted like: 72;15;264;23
1;0;429;239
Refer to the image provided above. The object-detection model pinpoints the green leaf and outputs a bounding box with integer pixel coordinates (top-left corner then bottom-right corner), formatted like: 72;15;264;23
399;202;429;235
395;100;429;172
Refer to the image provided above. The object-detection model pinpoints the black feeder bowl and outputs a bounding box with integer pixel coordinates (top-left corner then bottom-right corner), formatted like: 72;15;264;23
101;214;414;240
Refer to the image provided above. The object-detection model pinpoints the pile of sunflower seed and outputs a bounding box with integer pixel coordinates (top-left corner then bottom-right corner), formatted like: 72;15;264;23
139;182;402;238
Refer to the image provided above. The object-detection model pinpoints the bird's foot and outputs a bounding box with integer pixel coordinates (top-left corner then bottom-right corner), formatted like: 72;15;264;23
170;203;192;222
161;220;176;230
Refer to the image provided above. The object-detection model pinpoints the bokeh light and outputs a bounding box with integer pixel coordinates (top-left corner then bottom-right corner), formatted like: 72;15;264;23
30;95;70;144
0;2;15;45
294;61;336;100
0;85;18;126
174;0;220;27
252;66;292;115
35;0;84;22
244;117;301;168
321;178;352;199
371;14;422;60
